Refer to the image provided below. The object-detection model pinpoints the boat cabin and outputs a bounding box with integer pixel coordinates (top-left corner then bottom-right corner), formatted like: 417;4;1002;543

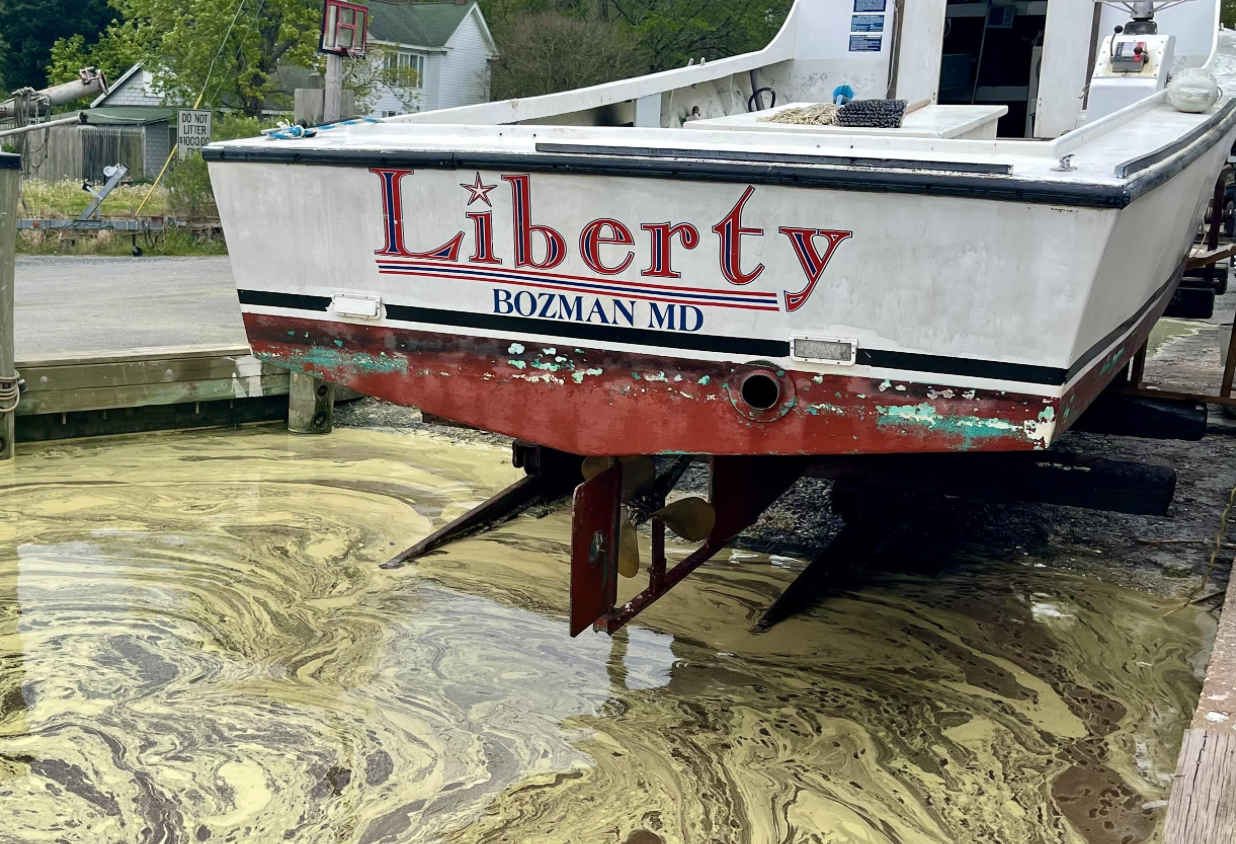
391;0;1221;141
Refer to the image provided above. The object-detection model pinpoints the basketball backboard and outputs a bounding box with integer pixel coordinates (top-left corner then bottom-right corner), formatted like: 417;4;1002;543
321;0;369;57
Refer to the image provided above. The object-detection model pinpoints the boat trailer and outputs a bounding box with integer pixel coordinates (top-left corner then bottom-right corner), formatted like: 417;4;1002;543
385;391;1188;636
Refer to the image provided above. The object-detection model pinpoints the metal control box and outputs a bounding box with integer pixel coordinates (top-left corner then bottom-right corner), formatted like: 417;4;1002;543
1088;34;1175;121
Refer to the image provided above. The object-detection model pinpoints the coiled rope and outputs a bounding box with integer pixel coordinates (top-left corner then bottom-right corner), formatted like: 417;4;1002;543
0;374;20;414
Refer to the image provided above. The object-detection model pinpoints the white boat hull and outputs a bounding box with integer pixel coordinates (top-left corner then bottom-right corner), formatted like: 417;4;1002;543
208;130;1229;454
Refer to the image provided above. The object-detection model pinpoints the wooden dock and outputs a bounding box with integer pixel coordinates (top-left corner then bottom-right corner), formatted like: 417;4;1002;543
14;344;292;441
1164;569;1236;843
3;255;333;444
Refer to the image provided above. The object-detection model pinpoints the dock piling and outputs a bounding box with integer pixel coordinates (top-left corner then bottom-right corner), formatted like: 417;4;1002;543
287;371;335;435
0;153;20;462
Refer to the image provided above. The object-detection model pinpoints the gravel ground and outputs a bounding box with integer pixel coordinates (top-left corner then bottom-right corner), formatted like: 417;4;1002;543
335;283;1236;603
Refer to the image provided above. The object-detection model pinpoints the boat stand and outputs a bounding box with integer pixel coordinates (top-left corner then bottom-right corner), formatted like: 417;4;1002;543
746;449;1180;631
751;483;915;633
381;440;582;569
570;455;812;635
383;425;1182;634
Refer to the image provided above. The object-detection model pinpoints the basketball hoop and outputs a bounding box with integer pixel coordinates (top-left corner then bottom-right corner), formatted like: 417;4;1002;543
321;0;369;58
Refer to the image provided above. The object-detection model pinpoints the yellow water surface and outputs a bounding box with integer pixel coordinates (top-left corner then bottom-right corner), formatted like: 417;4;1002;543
0;428;1212;844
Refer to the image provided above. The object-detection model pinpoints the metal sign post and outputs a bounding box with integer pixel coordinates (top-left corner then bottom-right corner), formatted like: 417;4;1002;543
177;109;213;160
0;153;20;461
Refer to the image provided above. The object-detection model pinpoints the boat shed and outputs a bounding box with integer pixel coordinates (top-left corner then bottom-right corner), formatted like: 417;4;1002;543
24;107;172;183
85;107;174;177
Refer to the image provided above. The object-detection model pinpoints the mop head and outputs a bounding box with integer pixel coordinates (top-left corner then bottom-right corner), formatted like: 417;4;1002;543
832;84;855;106
834;99;908;128
759;103;840;126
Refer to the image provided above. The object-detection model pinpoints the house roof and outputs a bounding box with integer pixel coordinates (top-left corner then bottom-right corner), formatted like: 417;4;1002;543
367;0;477;49
91;62;145;108
86;106;174;125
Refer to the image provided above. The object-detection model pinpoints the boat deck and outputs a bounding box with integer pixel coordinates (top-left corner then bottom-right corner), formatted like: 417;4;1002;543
213;24;1236;198
682;103;1009;140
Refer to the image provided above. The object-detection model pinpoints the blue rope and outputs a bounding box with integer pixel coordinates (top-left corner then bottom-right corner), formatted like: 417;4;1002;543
266;116;378;140
267;125;317;140
319;117;381;130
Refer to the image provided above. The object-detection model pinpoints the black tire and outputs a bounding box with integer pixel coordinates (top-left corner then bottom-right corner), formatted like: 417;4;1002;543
1225;198;1235;237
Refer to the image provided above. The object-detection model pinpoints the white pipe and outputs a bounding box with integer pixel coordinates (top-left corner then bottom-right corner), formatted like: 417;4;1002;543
0;113;87;139
0;71;107;121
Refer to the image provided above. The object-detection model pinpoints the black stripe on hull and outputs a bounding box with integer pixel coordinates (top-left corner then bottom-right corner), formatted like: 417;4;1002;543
237;269;1179;388
207;146;1130;209
236;289;787;357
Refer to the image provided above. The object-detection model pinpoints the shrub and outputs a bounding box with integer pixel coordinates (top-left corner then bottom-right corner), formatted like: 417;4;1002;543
164;113;276;221
490;13;648;100
165;153;214;219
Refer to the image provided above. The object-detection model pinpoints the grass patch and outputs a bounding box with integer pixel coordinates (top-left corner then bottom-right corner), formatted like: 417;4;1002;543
18;177;223;256
20;178;172;218
17;227;227;257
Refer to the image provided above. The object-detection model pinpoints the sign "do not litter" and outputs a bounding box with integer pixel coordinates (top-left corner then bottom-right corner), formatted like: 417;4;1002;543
177;109;213;161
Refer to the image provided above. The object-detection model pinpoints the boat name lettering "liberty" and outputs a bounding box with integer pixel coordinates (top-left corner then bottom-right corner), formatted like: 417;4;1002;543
371;169;852;315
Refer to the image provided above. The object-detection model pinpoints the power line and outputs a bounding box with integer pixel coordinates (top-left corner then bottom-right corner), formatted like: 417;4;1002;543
137;0;248;215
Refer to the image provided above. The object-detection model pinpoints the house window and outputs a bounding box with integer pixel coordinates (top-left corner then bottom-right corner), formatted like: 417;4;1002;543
383;51;424;89
382;110;399;118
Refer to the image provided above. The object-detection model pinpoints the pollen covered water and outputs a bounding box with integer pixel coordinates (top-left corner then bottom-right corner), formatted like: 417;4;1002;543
0;429;1212;843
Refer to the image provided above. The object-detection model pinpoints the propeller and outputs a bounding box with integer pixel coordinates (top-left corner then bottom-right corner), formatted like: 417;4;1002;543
580;455;717;578
618;519;641;578
652;497;716;542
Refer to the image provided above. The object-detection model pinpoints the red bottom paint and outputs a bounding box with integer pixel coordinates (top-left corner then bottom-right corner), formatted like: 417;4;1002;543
244;285;1169;457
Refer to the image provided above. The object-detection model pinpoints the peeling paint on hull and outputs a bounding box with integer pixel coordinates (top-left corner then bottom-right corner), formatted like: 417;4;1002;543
243;262;1173;457
249;315;1087;456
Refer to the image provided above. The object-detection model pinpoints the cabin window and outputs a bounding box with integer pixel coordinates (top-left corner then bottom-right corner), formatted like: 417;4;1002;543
384;51;424;89
938;0;1047;137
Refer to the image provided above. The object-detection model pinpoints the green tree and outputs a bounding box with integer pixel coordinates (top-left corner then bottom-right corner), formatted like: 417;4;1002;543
53;0;324;116
620;0;790;72
47;32;139;88
478;0;790;92
490;11;647;98
0;0;118;91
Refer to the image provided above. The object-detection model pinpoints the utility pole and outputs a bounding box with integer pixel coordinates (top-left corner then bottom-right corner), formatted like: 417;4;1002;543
290;48;343;432
324;52;344;124
0;152;20;461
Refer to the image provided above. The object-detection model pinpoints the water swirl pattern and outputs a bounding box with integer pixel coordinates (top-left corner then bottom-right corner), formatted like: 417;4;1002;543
0;428;1211;843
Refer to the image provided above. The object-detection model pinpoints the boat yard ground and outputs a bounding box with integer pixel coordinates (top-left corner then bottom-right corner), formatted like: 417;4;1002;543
4;256;1236;842
13;256;241;357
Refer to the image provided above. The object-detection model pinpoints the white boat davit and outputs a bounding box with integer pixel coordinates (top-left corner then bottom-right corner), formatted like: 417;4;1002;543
206;0;1236;634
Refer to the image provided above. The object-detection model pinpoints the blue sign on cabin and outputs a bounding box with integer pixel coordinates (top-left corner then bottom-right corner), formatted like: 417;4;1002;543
849;34;882;52
853;0;886;11
851;14;885;32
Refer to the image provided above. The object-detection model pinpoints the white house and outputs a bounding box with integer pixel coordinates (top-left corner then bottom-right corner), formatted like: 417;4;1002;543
366;0;498;117
91;1;498;120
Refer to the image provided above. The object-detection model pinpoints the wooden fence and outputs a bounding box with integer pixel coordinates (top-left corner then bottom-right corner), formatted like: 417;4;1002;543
21;125;145;182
